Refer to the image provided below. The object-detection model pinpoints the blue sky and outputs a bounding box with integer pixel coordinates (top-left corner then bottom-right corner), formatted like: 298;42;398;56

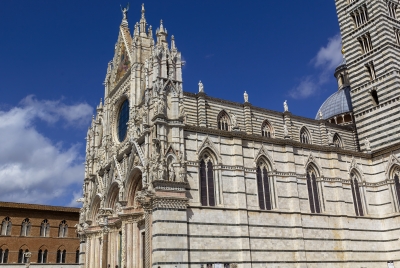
0;1;343;207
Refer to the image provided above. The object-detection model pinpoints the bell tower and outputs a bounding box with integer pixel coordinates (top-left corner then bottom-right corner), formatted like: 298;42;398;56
335;0;400;152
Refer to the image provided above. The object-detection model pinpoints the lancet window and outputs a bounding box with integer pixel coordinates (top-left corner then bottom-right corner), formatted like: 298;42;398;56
256;161;272;210
58;220;68;238
333;134;343;148
261;120;273;138
1;217;12;236
40;219;50;237
387;1;398;19
56;249;66;263
366;61;376;80
20;218;31;236
217;111;230;131
18;249;29;263
199;154;216;206
393;169;400;209
37;249;48;263
358;33;373;54
0;248;9;263
350;5;369;28
306;167;321;213
350;172;364;216
300;127;311;144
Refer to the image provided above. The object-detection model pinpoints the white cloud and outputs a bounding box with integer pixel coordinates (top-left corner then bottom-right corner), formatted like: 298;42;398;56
290;34;342;99
0;96;92;206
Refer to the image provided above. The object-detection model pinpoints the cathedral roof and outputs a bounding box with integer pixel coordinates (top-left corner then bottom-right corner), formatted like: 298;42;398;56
315;86;353;120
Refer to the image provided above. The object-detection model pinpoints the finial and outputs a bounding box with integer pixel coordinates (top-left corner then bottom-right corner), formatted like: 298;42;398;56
244;91;248;103
319;111;323;120
171;35;176;49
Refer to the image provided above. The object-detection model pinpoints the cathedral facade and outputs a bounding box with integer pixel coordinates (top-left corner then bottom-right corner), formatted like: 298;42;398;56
78;1;400;267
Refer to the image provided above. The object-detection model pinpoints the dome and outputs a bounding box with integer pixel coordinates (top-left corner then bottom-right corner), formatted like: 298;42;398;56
315;87;353;120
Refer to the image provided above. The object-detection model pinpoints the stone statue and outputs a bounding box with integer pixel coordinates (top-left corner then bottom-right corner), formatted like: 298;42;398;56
231;113;238;128
179;101;185;117
284;123;289;137
319;111;323;120
121;4;129;20
284;100;289;112
327;130;333;144
244;91;249;102
158;96;165;115
198;80;204;93
168;164;175;181
365;137;371;151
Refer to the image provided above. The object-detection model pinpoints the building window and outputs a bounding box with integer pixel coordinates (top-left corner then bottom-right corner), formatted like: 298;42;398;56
350;173;364;216
18;249;29;263
261;120;273;138
387;1;398;19
256;162;272;210
200;155;215;206
300;127;311;144
395;28;400;44
350;4;369;28
306;168;321;213
370;89;379;106
333;134;343;148
58;220;68;238
57;249;66;263
1;217;12;236
20;218;31;237
394;172;400;208
217;110;230;131
0;248;9;263
37;249;48;263
76;250;80;264
40;219;50;237
366;61;376;80
358;33;373;54
118;99;129;142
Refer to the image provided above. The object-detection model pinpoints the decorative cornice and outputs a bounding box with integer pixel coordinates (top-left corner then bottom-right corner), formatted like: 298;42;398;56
152;180;189;191
152;196;188;210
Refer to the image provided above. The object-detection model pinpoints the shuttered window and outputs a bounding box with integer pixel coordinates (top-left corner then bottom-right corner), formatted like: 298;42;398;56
200;157;216;206
257;164;272;210
307;169;320;213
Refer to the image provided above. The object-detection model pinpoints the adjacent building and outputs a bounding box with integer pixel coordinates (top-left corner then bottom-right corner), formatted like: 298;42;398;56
0;201;80;266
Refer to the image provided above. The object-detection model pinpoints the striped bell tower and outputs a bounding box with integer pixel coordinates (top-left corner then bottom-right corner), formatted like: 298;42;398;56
335;0;400;152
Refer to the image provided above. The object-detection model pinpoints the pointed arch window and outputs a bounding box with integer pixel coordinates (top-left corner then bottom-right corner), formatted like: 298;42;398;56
18;249;29;263
217;111;230;131
37;249;48;263
1;217;12;236
56;249;66;263
300;127;311;144
200;155;215;206
350;173;364;216
333;133;343;148
256;162;272;210
20;218;31;237
59;220;68;238
261;120;273;138
393;169;400;209
40;219;50;237
0;248;9;263
306;168;321;213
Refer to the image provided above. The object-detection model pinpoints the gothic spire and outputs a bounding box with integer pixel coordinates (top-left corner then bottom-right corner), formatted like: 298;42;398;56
140;3;147;35
156;20;168;44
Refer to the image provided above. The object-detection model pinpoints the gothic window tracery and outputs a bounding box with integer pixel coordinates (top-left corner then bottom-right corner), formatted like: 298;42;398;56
333;133;343;148
1;217;12;236
40;219;50;237
56;249;66;263
261;120;273;138
20;218;31;237
58;220;68;238
217;111;230;131
37;249;48;263
350;172;364;216
306;167;321;213
18;249;29;263
256;161;272;210
300;127;311;144
200;154;216;206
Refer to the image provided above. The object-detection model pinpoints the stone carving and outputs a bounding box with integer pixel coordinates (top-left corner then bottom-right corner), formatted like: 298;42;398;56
121;3;129;20
145;70;149;89
244;91;248;102
284;100;289;112
319;111;323;120
327;130;334;145
198;80;204;93
231;113;238;128
179;101;186;117
365;137;371;151
283;123;289;137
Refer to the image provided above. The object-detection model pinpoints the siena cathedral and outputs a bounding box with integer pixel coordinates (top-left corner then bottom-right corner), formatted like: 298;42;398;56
78;1;400;267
